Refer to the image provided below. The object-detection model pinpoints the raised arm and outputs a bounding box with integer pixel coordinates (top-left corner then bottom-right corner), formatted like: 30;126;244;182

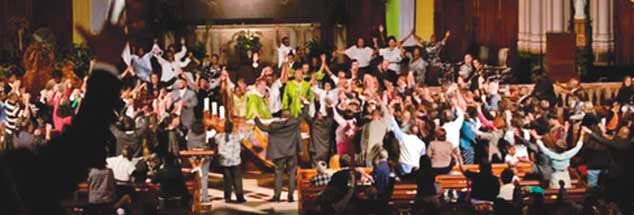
174;38;187;60
332;105;347;125
254;117;271;132
389;115;405;144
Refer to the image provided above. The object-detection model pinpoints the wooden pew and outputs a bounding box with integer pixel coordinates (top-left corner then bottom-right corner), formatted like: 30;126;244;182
297;168;419;214
436;163;534;191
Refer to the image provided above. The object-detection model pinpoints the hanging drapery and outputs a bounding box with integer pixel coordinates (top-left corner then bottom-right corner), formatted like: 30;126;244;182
385;0;401;39
415;0;434;40
72;0;92;44
385;0;417;46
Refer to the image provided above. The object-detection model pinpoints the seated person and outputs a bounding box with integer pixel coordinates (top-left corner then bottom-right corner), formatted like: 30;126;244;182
106;145;142;200
498;168;516;201
504;145;530;166
151;154;189;208
317;155;373;215
310;161;333;187
371;148;391;204
87;159;116;215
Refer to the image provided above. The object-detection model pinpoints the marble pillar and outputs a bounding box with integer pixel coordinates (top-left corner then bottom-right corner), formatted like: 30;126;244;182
591;0;614;64
518;0;570;54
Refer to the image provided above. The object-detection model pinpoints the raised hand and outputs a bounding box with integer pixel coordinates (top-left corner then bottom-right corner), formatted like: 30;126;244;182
378;25;385;33
76;1;127;66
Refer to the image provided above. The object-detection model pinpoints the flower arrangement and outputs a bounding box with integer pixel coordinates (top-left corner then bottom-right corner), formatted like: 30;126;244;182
233;30;263;62
236;34;262;53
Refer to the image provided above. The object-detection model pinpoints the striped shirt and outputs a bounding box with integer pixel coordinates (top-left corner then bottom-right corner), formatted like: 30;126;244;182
3;100;23;135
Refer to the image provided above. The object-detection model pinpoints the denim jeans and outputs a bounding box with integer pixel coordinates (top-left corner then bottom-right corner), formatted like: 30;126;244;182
587;169;602;188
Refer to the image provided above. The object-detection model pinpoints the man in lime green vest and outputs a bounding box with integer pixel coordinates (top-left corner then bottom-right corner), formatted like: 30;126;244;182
282;65;313;117
245;78;272;119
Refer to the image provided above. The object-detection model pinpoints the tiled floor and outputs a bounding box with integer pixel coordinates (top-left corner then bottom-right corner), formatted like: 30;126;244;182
201;171;299;214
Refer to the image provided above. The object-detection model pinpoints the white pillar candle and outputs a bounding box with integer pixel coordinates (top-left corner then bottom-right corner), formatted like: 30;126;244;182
211;101;217;115
219;106;225;119
204;98;210;112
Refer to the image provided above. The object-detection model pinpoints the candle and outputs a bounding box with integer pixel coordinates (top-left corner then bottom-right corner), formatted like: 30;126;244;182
211;101;217;115
219;106;225;119
203;98;210;112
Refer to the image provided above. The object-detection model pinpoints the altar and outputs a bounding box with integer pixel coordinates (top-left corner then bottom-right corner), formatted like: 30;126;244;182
194;23;321;66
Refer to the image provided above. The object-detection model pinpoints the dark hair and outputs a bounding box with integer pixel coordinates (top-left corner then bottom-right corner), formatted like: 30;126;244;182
52;70;63;79
501;168;514;184
224;120;234;142
339;154;351;168
387;36;397;43
435;128;447;141
418;155;432;174
479;161;492;174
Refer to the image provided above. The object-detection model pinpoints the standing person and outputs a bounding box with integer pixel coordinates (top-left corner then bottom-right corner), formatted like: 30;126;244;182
186;121;211;203
155;38;190;86
408;47;428;84
370;148;391;214
254;107;307;202
582;126;634;214
245;78;272;120
170;77;198;129
215;120;252;203
379;36;404;75
87;159;115;215
427;128;458;175
304;98;335;168
532;129;584;188
456;159;500;205
276;28;295;69
387;101;427;176
3;92;28;151
359;99;390;167
337;37;374;77
414;155;441;214
282;69;313;118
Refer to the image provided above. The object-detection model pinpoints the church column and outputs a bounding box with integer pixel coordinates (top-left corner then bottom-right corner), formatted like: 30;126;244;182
592;0;614;65
529;0;544;53
518;0;526;51
552;0;565;32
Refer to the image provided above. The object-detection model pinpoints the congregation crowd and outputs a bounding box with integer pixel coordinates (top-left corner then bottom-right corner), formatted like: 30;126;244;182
1;23;633;214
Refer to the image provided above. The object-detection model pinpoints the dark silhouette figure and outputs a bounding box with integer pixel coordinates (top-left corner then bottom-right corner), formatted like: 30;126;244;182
0;70;122;214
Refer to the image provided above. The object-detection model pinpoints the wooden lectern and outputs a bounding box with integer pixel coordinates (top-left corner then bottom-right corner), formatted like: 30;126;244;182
546;33;578;82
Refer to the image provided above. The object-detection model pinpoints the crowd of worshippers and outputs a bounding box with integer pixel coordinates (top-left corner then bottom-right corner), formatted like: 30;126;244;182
0;25;633;214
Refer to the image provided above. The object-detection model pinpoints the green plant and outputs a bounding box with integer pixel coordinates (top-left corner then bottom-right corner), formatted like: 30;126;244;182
236;34;262;52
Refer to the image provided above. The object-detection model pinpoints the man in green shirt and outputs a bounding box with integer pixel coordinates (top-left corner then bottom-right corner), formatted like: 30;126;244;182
282;66;313;117
245;79;273;119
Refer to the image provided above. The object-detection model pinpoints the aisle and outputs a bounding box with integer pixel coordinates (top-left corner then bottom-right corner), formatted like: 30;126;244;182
202;171;299;214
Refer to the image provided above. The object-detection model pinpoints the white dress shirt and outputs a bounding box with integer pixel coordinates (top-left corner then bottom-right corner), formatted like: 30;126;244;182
106;155;141;182
344;46;374;68
277;45;295;68
379;47;403;74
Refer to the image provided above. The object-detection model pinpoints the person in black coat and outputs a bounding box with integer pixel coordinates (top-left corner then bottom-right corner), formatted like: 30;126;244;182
0;4;130;213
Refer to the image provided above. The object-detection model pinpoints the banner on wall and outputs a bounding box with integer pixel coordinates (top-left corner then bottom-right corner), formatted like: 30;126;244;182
386;0;431;47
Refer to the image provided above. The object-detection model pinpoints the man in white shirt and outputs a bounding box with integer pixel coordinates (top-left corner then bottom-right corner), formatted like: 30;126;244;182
276;28;295;69
379;36;404;75
338;37;374;76
497;168;516;201
106;146;141;183
156;38;190;85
